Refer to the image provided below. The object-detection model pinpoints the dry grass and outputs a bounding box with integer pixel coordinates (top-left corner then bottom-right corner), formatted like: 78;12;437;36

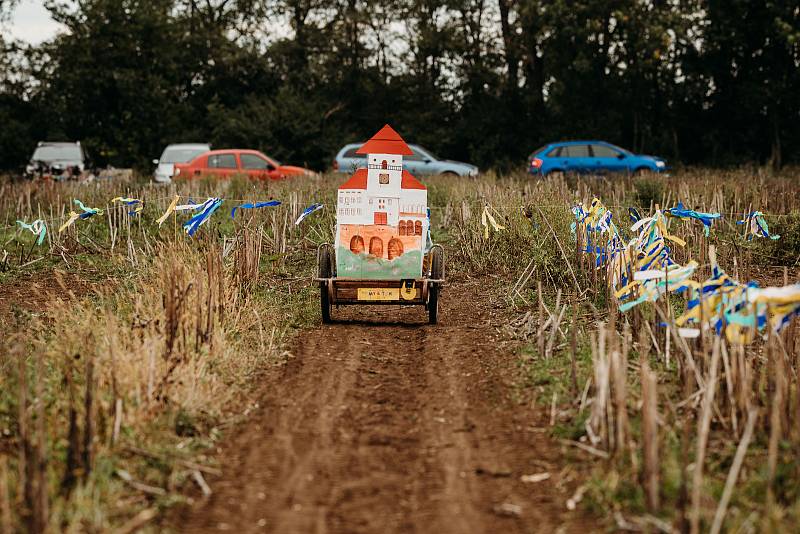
1;167;799;531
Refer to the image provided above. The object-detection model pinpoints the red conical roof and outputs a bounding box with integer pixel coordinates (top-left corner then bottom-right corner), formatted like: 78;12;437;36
356;124;414;155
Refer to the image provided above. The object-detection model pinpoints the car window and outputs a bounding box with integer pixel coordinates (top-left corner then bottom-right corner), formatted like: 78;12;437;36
406;147;427;162
546;147;561;157
343;147;364;158
590;144;621;158
240;154;271;170
161;147;209;164
208;153;237;169
417;146;438;160
32;145;83;161
562;145;590;157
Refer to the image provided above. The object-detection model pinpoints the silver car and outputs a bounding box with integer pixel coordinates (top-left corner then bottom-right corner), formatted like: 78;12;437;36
26;141;87;179
153;143;211;183
333;143;478;176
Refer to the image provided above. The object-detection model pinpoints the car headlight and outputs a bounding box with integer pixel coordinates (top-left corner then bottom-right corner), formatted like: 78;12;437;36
656;161;665;168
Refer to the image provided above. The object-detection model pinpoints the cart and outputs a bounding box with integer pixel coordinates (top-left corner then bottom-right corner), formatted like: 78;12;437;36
316;243;445;324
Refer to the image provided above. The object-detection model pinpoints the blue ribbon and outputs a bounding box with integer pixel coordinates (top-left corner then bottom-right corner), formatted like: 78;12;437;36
230;200;281;219
295;203;323;226
184;198;223;236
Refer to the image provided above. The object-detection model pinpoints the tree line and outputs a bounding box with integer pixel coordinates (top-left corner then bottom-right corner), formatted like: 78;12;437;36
0;0;798;173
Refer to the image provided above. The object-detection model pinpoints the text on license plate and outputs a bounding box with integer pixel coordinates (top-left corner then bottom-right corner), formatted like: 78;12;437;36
357;288;400;301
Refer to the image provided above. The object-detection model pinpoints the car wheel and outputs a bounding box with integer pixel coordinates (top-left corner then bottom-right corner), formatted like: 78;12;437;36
633;167;651;177
546;169;565;179
439;171;459;178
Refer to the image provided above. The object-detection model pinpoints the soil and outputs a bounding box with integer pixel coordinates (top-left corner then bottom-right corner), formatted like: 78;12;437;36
174;279;594;533
0;269;91;330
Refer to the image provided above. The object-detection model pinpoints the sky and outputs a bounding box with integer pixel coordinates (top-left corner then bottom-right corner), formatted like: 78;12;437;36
6;0;63;44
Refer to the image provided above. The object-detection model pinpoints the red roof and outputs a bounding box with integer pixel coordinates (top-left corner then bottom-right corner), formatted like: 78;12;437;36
338;168;426;191
356;124;414;155
401;170;426;190
338;168;367;189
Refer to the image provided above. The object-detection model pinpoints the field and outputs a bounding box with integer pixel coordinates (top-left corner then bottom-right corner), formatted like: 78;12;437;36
0;169;799;532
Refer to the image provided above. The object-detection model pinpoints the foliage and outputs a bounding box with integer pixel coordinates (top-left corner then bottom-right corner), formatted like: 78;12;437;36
1;0;800;171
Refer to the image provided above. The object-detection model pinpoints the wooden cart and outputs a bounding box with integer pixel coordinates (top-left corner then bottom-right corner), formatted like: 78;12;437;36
316;243;445;324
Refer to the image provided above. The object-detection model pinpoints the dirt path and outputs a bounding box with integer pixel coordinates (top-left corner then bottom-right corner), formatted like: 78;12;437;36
176;279;591;533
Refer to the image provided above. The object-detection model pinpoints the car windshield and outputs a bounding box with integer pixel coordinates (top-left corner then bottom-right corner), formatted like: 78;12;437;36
161;146;209;164
32;145;83;161
608;144;632;155
262;153;281;167
416;146;438;160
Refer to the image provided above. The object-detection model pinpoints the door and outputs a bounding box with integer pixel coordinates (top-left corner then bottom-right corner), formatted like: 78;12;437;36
374;212;387;225
561;144;591;173
240;153;275;180
207;153;238;178
590;144;626;173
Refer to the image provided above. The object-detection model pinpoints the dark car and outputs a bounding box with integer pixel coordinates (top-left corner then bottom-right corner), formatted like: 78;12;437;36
26;141;89;180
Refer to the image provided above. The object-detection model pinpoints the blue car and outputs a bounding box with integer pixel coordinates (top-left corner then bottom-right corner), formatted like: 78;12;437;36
528;141;667;176
334;142;479;177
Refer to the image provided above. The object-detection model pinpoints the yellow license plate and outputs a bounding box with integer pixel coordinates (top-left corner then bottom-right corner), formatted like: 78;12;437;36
357;288;400;301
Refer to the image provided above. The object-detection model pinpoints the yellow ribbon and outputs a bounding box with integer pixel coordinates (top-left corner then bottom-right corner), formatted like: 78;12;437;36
58;211;81;233
156;195;180;226
481;206;505;239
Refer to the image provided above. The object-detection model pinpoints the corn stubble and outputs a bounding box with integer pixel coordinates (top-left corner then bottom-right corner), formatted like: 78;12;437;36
0;168;799;531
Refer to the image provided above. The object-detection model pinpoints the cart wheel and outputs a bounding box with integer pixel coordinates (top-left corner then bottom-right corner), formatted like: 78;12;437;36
319;245;333;323
428;246;443;324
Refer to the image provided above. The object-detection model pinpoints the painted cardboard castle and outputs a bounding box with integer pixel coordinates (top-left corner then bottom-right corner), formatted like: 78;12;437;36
335;125;428;279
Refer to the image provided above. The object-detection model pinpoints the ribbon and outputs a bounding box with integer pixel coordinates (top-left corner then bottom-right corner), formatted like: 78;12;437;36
230;200;281;219
112;196;144;216
59;199;104;232
664;202;721;236
156;195;180;226
183;198;223;236
481;206;505;239
737;211;779;240
295;203;323;226
16;219;47;245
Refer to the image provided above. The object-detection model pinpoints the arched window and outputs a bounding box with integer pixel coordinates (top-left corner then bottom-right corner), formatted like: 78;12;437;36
414;221;423;236
369;236;384;257
350;235;365;254
381;160;388;169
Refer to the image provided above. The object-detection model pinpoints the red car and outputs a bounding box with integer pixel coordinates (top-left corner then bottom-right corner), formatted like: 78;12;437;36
173;149;316;180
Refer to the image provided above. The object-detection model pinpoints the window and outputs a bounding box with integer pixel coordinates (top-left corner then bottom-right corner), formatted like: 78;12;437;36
590;144;621;158
160;146;208;164
209;153;237;168
405;148;425;161
530;145;549;157
379;173;390;184
241;154;271;169
547;147;562;157
562;145;590;158
343;148;365;158
381;160;388;169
